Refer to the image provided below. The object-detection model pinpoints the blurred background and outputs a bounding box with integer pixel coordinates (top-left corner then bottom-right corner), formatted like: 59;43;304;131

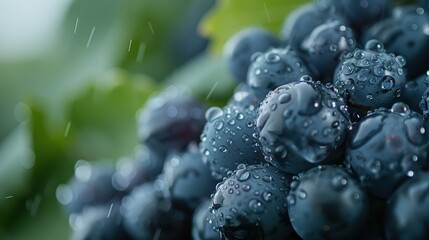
0;0;305;239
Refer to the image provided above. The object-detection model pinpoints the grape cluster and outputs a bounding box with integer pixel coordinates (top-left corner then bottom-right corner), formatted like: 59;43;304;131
57;1;429;239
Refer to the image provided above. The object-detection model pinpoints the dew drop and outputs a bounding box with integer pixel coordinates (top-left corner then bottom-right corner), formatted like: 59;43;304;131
383;59;396;71
369;160;382;176
300;75;312;82
365;39;384;52
290;181;299;190
381;76;395;91
357;68;370;81
354;50;364;59
213;191;224;209
394;89;401;98
206;107;224;121
341;62;355;75
287;195;296;205
396;56;406;67
283;109;293;119
262;191;273;202
248;199;265;213
331;121;340;128
298;190;307;199
373;65;384;77
214;120;224;130
357;59;370;67
352;192;360;202
270;104;277;111
391;102;410;114
262;175;273;182
265;52;281;63
278;93;292;104
219;146;228;153
331;175;348;190
237;171;250;181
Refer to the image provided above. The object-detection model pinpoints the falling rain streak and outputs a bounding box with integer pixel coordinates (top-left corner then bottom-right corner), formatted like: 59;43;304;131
107;203;114;218
153;228;162;240
65;122;71;137
86;27;96;48
137;42;146;62
74;18;79;34
30;195;42;216
206;81;219;100
264;3;272;22
148;22;155;34
128;39;133;52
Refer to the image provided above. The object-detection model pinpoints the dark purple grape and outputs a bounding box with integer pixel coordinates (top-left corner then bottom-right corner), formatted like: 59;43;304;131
112;145;164;192
282;2;346;49
335;0;391;30
402;72;429;113
122;182;191;240
288;165;369;240
334;40;407;110
163;143;218;211
346;102;429;198
209;164;294;240
301;20;356;79
70;204;132;240
364;5;429;78
385;172;429;240
192;199;220;240
137;87;206;156
200;105;263;180
257;78;350;174
223;28;280;83
247;47;311;100
56;160;121;215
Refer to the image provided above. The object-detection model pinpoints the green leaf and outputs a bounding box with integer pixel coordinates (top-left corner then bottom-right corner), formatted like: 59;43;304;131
165;53;235;107
0;197;70;240
201;0;309;54
118;0;214;79
0;122;33;207
66;69;158;160
0;103;70;231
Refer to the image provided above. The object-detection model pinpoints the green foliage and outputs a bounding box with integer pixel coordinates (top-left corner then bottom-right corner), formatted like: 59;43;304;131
165;53;235;107
66;70;158;160
201;0;308;54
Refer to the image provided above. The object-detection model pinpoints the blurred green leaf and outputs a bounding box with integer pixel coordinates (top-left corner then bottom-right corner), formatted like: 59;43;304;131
0;122;32;197
0;0;214;140
0;122;33;230
118;0;214;79
201;0;309;54
66;69;158;160
1;197;70;240
165;53;235;107
0;103;70;232
0;69;157;237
